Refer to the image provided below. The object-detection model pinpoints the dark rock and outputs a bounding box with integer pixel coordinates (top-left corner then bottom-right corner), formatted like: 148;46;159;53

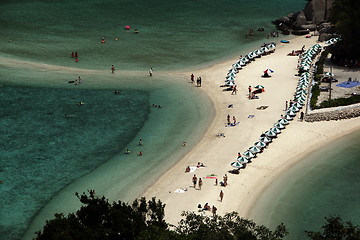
294;11;308;29
318;33;333;42
300;24;317;31
292;29;311;35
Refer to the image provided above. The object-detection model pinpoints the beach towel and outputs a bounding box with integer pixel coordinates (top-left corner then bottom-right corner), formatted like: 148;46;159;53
336;81;360;88
189;166;197;173
206;174;217;179
225;122;240;127
174;188;188;193
257;106;268;110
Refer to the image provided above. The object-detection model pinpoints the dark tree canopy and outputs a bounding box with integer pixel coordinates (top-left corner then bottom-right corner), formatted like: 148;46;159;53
329;0;360;58
33;191;288;240
305;216;360;240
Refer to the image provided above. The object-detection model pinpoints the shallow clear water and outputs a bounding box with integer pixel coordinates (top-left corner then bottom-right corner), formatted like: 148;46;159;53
0;0;310;239
249;130;360;239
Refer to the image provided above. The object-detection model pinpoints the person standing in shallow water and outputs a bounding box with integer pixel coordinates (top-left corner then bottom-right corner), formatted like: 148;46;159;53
111;65;115;74
149;68;153;76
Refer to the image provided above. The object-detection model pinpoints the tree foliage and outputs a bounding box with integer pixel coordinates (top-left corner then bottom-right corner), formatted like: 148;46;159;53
34;191;288;240
34;191;172;240
329;0;360;57
305;216;360;240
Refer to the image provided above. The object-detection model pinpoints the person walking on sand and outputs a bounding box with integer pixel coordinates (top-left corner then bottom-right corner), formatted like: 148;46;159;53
219;190;224;202
227;114;231;125
198;178;203;190
111;65;115;74
149;68;153;76
248;86;252;95
231;85;237;95
285;101;288;111
232;116;236;125
192;174;197;188
191;73;194;83
300;111;304;121
215;178;218;186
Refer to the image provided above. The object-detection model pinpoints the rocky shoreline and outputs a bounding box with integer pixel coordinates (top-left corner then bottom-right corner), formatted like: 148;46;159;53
305;104;360;122
273;0;337;42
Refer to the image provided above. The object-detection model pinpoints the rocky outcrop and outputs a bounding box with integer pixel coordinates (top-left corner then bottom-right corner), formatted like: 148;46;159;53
273;0;335;37
305;105;360;122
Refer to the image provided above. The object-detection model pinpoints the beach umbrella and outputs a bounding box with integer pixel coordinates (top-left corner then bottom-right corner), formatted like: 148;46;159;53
233;63;243;69
254;141;267;148
292;102;303;108
228;68;237;73
287;110;297;116
288;106;300;112
237;156;249;164
237;60;246;66
278;118;289;125
285;114;293;120
265;130;277;137
273;122;285;129
253;49;263;57
224;81;235;86
243;150;256;159
324;72;334;77
249;146;262;153
240;57;249;63
296;89;307;95
254;85;265;89
270;127;281;134
231;161;243;168
227;72;236;77
259;136;272;143
264;68;274;74
225;76;235;81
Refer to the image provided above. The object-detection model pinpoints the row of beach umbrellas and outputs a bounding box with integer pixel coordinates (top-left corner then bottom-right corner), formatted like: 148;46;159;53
325;37;340;45
298;44;322;72
231;43;323;169
224;43;276;87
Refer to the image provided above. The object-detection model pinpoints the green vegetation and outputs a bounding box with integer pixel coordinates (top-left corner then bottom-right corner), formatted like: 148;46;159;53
319;95;360;108
310;82;321;109
34;191;288;240
33;191;360;240
306;216;360;240
329;0;360;58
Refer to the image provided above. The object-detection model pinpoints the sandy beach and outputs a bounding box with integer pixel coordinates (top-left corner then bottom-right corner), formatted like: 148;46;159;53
142;35;360;225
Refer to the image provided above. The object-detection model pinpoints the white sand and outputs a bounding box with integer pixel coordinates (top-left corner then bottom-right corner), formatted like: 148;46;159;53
142;36;360;224
3;35;360;238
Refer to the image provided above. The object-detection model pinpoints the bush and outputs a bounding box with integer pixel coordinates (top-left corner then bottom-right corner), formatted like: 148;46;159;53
319;95;360;108
310;83;321;109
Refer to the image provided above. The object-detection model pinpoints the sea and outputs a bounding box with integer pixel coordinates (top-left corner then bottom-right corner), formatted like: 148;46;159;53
1;0;359;239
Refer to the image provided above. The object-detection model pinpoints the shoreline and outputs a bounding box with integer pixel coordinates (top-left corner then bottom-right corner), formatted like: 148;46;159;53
3;34;358;239
142;35;360;226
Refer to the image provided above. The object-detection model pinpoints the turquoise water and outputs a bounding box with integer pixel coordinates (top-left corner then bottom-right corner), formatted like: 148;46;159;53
0;0;309;239
249;130;360;239
0;0;306;70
